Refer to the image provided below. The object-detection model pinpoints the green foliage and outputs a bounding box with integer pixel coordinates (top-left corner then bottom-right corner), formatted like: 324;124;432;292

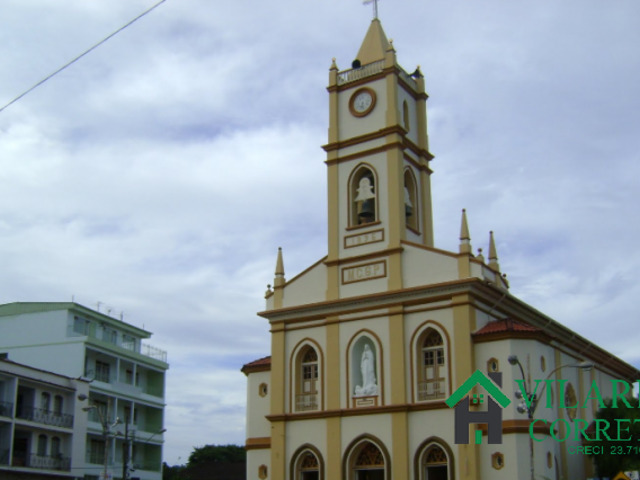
586;396;640;478
162;444;246;480
187;444;246;466
162;462;187;480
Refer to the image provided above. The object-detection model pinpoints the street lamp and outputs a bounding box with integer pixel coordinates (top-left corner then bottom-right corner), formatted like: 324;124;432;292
508;355;594;480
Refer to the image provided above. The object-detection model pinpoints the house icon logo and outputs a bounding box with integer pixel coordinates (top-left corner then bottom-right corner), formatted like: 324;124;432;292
445;370;511;444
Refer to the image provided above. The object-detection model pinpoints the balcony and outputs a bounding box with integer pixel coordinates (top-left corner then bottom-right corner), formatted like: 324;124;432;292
141;343;167;363
417;381;445;402
295;394;318;412
11;453;71;471
16;406;74;428
337;60;384;86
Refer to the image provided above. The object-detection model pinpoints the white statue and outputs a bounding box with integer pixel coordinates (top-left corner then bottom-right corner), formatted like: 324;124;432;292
355;344;378;396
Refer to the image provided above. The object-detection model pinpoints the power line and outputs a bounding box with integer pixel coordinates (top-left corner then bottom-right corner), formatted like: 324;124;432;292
0;0;167;114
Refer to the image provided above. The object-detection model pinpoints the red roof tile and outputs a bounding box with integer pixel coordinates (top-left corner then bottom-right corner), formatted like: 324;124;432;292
474;318;539;336
241;356;271;374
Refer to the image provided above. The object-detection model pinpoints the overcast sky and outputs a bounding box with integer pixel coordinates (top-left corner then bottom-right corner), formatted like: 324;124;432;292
1;0;639;466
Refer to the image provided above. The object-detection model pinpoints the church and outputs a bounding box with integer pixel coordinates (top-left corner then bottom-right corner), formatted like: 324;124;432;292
242;18;639;480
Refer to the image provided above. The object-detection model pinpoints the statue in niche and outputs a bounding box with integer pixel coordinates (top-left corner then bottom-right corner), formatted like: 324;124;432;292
355;344;378;396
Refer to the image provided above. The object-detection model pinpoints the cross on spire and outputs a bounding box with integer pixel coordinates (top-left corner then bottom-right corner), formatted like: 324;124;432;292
363;0;379;19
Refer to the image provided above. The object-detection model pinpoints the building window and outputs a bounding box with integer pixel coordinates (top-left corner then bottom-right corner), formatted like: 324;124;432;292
296;346;319;412
491;452;504;470
418;442;451;480
404;169;419;232
258;464;268;479
403;100;410;131
540;355;546;372
122;334;137;352
51;437;61;457
293;449;321;480
350;165;377;226
95;360;111;383
259;383;268;397
103;328;117;345
349;441;385;480
564;383;578;420
53;395;63;415
487;358;499;373
41;392;51;412
89;439;105;465
37;434;48;456
417;328;447;401
73;316;90;335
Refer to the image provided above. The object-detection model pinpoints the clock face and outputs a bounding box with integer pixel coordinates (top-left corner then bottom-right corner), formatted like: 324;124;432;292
349;88;376;117
354;92;372;112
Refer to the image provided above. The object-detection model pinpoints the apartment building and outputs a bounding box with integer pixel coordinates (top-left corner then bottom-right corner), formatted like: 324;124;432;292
0;302;169;480
0;356;90;479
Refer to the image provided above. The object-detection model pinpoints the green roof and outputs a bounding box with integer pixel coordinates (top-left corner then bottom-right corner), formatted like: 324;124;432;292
0;302;152;337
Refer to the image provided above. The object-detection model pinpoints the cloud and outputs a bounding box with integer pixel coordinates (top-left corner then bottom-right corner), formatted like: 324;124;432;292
1;0;639;464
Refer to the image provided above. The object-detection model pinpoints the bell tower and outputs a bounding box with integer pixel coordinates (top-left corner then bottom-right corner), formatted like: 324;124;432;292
324;19;434;299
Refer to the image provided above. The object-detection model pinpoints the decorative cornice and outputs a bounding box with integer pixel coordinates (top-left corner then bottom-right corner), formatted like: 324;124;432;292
266;400;449;422
245;437;271;450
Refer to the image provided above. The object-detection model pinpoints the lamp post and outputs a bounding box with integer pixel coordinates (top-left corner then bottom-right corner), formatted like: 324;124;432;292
508;355;593;480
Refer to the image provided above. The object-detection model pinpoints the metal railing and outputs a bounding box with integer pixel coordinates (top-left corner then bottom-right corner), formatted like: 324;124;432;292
0;401;13;417
417;381;445;401
12;453;71;471
16;406;74;428
86;450;107;465
295;393;318;412
141;343;167;362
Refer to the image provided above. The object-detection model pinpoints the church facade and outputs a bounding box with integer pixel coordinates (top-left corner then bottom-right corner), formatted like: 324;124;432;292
242;19;639;480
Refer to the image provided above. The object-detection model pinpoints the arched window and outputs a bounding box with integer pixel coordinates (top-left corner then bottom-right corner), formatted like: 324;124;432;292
296;346;319;412
403;100;410;131
350;441;386;480
416;327;448;401
404;169;418;231
564;383;578;420
350;165;377;226
293;448;322;480
414;440;454;480
422;444;449;480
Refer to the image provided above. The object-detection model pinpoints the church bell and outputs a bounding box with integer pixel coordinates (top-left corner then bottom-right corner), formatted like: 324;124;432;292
358;199;375;223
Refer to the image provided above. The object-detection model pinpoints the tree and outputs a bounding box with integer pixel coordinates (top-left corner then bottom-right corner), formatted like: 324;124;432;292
586;396;640;478
187;444;246;465
162;462;187;480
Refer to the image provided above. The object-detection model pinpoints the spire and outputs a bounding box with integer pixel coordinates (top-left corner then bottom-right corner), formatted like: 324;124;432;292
488;231;500;271
274;247;285;288
459;209;472;254
355;19;390;65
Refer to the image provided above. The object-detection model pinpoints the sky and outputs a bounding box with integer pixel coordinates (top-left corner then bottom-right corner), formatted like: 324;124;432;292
1;0;639;466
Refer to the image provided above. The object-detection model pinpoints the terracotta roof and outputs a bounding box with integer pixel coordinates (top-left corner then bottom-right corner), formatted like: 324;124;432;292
241;356;271;375
473;318;539;336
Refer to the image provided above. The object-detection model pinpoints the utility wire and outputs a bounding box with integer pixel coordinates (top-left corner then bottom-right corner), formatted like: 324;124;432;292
0;0;167;114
